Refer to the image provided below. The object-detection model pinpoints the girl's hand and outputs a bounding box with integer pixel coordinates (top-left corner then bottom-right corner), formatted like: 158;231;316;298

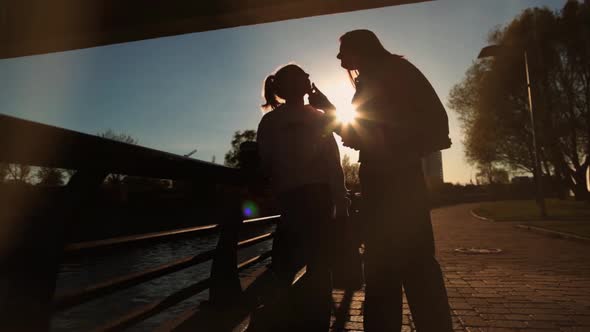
309;83;335;111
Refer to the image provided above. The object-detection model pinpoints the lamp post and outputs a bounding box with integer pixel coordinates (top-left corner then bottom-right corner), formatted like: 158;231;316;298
478;45;547;218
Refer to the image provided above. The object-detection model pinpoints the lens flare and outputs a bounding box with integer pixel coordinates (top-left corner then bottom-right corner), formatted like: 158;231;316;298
335;105;358;124
318;79;357;125
242;200;259;218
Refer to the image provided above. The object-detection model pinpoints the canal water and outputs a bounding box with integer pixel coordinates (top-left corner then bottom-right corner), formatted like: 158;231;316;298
51;224;275;331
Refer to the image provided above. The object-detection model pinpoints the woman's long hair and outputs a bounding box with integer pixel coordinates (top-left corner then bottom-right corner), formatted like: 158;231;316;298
339;29;402;88
346;70;360;89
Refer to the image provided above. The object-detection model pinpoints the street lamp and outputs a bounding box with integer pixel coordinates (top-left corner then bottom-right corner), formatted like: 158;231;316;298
478;45;547;218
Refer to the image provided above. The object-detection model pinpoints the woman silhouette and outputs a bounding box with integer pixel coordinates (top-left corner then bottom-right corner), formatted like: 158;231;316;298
256;64;348;331
309;30;453;332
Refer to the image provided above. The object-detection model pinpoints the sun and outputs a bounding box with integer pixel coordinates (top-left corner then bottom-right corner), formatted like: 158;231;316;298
335;104;358;124
317;78;358;125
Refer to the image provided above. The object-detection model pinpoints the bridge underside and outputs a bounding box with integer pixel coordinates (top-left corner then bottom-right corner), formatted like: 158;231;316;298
1;0;430;59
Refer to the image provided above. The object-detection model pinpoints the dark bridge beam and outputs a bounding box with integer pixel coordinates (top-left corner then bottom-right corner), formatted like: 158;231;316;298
0;0;430;59
0;114;241;183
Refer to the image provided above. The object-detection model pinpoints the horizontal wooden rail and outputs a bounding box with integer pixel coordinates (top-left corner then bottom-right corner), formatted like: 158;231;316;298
243;215;281;225
64;224;219;254
238;232;273;249
236;251;273;271
64;215;279;255
93;250;273;332
54;249;216;312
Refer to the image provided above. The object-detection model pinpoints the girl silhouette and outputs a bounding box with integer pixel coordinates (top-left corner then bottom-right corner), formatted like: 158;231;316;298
256;64;348;331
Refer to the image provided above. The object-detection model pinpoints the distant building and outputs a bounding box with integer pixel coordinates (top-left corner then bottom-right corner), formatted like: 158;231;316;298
422;151;443;185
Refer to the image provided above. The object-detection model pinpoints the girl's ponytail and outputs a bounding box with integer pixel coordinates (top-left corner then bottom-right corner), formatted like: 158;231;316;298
261;75;280;111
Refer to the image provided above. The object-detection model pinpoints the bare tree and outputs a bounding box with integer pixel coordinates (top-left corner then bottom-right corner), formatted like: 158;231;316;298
36;167;65;186
6;164;32;183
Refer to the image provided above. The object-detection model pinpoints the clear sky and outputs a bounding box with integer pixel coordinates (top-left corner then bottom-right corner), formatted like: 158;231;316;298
0;0;565;184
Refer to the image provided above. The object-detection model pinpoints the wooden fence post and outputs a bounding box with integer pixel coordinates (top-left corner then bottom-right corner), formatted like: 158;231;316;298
209;189;243;306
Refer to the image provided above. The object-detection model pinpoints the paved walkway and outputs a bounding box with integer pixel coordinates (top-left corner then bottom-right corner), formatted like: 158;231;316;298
330;203;590;331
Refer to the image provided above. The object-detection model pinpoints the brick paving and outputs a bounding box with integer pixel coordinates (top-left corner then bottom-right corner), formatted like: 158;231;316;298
329;203;590;331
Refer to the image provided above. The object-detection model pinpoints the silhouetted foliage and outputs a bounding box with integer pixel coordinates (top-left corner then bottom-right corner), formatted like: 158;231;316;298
98;129;138;184
224;130;257;167
448;2;590;199
99;129;138;145
36;167;65;186
342;155;360;191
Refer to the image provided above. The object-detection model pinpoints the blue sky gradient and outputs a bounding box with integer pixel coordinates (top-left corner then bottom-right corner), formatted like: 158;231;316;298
0;0;565;183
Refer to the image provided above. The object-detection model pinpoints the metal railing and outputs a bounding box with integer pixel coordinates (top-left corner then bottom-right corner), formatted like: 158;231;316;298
0;114;281;331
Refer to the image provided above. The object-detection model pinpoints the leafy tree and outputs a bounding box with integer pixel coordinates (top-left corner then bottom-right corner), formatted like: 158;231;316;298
224;130;257;167
448;2;590;199
98;130;138;184
36;167;65;186
342;154;360;191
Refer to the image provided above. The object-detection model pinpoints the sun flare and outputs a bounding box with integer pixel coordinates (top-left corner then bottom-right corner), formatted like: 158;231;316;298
318;79;358;125
335;105;358;124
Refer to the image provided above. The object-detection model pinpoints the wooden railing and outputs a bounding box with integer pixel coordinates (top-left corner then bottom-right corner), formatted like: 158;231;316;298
0;114;281;331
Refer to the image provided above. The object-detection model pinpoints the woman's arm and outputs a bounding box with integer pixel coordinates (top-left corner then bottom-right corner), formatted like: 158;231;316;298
309;84;367;150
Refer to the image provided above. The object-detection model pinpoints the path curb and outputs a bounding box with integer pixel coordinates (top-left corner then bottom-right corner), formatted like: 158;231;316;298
471;208;590;243
470;209;495;222
515;224;590;243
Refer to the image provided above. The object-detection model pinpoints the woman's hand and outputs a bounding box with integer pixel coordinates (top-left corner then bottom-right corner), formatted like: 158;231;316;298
339;126;363;150
309;83;335;111
340;131;361;150
340;125;386;151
